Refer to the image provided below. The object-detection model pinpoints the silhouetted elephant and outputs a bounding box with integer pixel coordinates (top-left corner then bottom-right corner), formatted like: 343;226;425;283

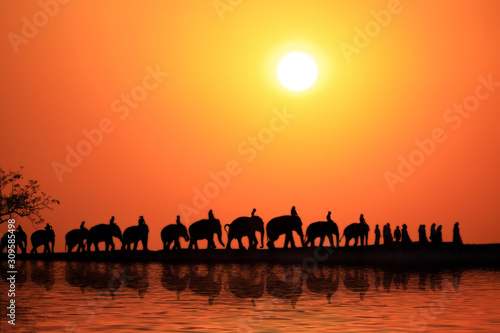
266;215;304;249
0;230;27;254
306;267;339;303
266;265;303;308
341;222;370;247
161;216;189;250
122;223;149;251
65;228;89;253
31;261;55;291
87;223;122;251
31;229;55;254
225;215;264;250
226;265;264;305
65;262;89;293
161;264;190;299
343;268;370;300
304;214;339;247
189;218;224;250
189;264;222;305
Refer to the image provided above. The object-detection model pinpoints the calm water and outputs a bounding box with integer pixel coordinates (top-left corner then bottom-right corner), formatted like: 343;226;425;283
1;261;499;332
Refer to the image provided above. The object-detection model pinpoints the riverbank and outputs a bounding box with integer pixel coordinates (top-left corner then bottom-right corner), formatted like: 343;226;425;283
2;243;500;267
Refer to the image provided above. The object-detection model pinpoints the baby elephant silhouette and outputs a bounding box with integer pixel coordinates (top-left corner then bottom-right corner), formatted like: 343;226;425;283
161;216;190;250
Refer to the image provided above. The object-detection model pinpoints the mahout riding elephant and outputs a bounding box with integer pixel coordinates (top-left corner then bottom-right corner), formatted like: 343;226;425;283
226;264;264;305
0;229;27;254
306;266;339;303
340;222;370;247
161;264;190;300
87;217;122;251
303;211;339;247
161;216;189;250
122;216;149;251
65;227;89;253
189;264;222;305
31;228;55;254
189;211;224;250
225;209;264;250
266;215;304;249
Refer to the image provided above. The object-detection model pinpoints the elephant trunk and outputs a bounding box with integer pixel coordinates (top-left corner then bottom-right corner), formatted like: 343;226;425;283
217;229;225;248
259;225;264;249
51;239;55;253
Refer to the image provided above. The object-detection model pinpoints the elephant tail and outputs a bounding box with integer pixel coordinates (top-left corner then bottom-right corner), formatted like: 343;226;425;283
224;224;230;234
339;232;345;244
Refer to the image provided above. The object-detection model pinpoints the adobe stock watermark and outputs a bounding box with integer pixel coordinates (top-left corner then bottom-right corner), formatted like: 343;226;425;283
52;65;169;182
340;0;411;64
213;0;243;21
7;0;72;54
385;74;499;192
178;107;294;222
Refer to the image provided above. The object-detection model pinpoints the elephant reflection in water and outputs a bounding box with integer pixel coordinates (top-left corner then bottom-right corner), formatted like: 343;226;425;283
86;263;124;297
189;264;222;305
65;262;89;293
226;264;264;306
305;266;339;303
266;265;304;309
392;270;410;291
161;264;190;300
121;263;149;298
342;268;370;300
31;261;55;291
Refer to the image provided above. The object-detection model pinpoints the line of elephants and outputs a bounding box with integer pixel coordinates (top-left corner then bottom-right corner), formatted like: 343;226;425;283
2;209;454;254
0;261;464;307
1;209;372;254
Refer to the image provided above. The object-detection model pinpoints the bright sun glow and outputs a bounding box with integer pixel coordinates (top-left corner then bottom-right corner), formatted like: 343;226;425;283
277;52;318;92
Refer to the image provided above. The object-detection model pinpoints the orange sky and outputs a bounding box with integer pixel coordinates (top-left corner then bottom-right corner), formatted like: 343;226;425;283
1;0;500;251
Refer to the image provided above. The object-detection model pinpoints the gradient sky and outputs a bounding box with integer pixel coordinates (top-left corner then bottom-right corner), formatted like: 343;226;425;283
1;0;500;251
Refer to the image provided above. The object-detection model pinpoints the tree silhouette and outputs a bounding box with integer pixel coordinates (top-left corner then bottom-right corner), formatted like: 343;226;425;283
0;167;59;225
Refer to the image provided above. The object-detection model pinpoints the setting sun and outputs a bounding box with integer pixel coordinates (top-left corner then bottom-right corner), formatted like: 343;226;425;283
277;51;318;92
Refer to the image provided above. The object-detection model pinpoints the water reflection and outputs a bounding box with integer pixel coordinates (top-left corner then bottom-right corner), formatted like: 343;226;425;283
31;261;55;291
226;264;264;305
305;266;339;303
343;267;370;300
266;265;303;308
123;263;149;298
161;264;189;300
188;264;222;305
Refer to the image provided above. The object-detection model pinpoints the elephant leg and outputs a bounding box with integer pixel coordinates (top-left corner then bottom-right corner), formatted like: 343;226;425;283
249;234;257;249
345;237;350;247
354;237;358;246
133;241;138;251
327;235;334;247
227;235;233;249
319;236;325;247
335;234;339;247
288;233;296;248
237;237;245;250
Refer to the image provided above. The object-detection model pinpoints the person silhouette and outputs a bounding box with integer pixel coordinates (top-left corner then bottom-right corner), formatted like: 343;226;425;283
176;215;181;224
419;225;428;243
17;225;24;233
430;223;436;242
208;210;215;220
139;216;145;226
251;208;256;217
80;221;85;229
291;206;298;217
326;211;332;222
110;216;115;225
401;224;412;244
394;226;401;243
436;225;443;244
385;223;393;245
45;223;53;232
374;225;381;246
359;214;367;225
453;222;463;245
